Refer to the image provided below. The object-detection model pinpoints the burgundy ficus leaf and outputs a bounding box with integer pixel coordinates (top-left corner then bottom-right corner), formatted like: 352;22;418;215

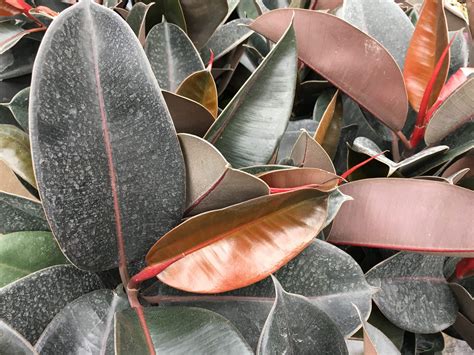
29;0;186;271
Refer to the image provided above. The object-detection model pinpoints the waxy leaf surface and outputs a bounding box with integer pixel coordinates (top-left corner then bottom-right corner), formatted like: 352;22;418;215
29;1;186;271
0;191;48;234
145;21;204;91
176;69;218;118
146;189;328;293
250;9;408;132
205;22;297;168
0;320;35;355
329;178;474;256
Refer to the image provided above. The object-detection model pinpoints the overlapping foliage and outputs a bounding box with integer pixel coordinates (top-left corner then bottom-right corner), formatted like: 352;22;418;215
0;0;473;353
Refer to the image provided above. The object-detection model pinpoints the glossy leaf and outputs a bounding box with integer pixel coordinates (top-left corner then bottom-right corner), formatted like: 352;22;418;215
162;90;213;136
0;320;35;355
0;38;39;80
314;89;342;159
258;276;348;354
35;289;129;355
179;133;269;216
403;0;449;111
0;265;102;343
115;307;253;354
139;0;187;33
0;124;36;188
240;164;294;175
176;69;218;118
0;190;47;233
258;167;339;192
329;178;474;256
29;0;186;271
0;231;67;288
338;0;414;69
352;137;449;176
276;119;317;163
145;21;204;92
250;9;408;132
290;130;336;173
354;305;400;355
180;0;228;49
126;2;153;45
146;189;329;293
0;22;28;54
425;73;474;145
1;86;29;130
365;252;458;333
205;22;297;168
200;19;253;63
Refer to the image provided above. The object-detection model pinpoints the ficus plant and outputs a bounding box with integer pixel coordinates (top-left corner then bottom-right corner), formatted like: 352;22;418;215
0;0;473;354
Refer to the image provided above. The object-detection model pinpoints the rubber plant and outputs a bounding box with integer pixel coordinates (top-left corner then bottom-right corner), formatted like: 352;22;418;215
0;0;473;354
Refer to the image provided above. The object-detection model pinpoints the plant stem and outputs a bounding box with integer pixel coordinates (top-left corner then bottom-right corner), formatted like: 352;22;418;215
391;131;400;162
395;130;412;151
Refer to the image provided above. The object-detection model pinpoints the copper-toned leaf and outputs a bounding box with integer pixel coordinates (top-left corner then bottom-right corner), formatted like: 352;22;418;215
162;90;214;136
176;69;218;118
29;0;186;271
290;130;335;173
328;178;474;256
403;0;449;111
314;89;342;159
258;167;339;192
0;161;35;198
425;71;474;145
179;133;269;216
249;9;408;132
145;189;329;293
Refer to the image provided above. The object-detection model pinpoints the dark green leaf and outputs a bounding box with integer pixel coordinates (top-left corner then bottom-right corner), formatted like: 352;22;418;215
0;265;102;343
0;191;48;234
0;39;39;80
0;320;35;355
1;86;29;130
115;307;253;354
29;0;186;271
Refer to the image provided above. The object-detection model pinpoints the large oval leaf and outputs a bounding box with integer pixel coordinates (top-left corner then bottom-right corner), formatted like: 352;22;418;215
35;289;129;355
0;320;35;355
204;22;297;168
179;0;228;49
403;0;449;111
258;276;348;354
0;124;36;188
29;0;186;271
328;178;474;256
365;252;458;333
179;133;269;216
145;21;204;92
162;90;214;136
115;307;253;354
249;9;408;132
145;189;329;293
425;73;474;145
338;0;414;69
0;265;102;343
0;231;67;288
0;191;48;234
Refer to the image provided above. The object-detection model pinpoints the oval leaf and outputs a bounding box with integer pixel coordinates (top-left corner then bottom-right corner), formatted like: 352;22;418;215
249;9;408;132
0;265;102;343
179;0;228;49
0;231;67;288
126;2;153;45
314;89;342;159
425;73;474;145
35;289;129;354
403;0;449;111
290;130;336;173
176;69;218;118
146;189;329;293
328;178;474;256
29;0;186;271
365;252;458;333
179;133;269;216
145;21;204;91
205;22;297;168
162;90;214;136
0;124;36;188
257;276;348;354
115;307;253;354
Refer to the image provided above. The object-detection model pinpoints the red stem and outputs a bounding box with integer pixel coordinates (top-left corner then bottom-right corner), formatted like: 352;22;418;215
309;0;318;10
339;150;388;183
